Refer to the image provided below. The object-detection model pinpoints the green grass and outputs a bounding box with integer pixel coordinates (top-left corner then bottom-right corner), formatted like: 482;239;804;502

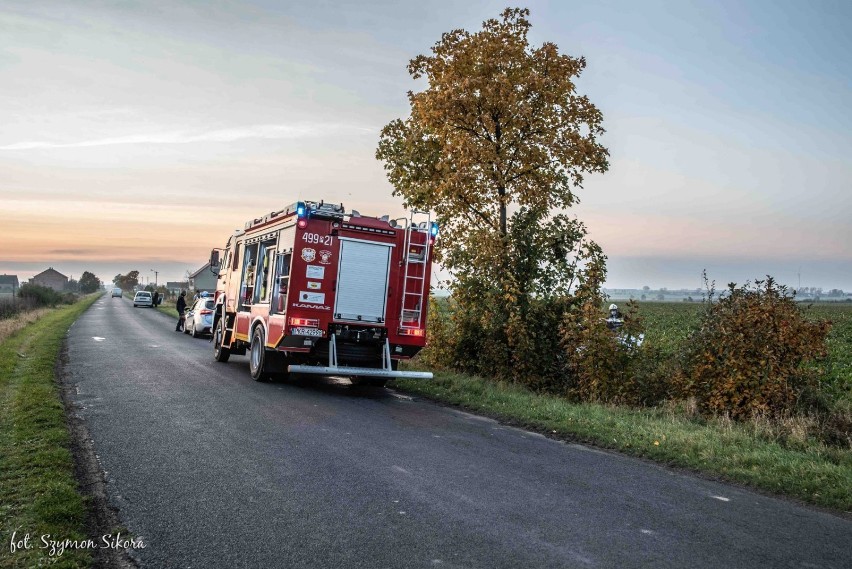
0;294;101;568
395;371;852;512
154;298;179;319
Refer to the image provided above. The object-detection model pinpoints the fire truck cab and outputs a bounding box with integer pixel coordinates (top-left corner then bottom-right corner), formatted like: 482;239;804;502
210;200;435;384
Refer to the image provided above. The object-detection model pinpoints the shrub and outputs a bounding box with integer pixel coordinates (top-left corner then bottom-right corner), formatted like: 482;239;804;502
682;277;831;418
17;283;75;308
560;295;650;404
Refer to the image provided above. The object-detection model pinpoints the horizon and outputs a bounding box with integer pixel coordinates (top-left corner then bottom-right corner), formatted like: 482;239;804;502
1;1;850;290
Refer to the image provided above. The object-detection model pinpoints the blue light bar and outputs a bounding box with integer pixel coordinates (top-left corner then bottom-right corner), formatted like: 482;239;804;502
430;222;439;237
296;202;306;217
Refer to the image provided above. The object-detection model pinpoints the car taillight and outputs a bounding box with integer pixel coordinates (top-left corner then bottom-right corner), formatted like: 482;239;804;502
290;317;319;328
398;328;424;337
200;309;213;315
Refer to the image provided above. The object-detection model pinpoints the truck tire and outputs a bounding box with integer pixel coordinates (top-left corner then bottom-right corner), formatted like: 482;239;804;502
213;317;231;363
249;326;270;382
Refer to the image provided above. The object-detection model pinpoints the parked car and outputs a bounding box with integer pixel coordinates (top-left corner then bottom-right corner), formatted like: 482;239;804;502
111;287;122;298
133;291;153;308
184;298;215;337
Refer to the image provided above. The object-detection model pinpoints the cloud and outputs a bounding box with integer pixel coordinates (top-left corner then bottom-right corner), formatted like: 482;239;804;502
0;123;376;151
49;249;97;255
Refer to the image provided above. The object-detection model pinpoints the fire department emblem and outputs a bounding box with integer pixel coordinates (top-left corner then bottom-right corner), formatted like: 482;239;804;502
301;248;316;262
319;250;333;265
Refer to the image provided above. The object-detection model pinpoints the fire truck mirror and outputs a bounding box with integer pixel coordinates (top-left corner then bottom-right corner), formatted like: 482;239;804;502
210;249;220;269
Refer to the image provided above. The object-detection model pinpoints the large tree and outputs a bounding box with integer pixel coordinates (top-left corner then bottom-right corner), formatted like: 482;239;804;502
376;7;610;379
113;270;140;292
79;271;101;294
377;7;608;290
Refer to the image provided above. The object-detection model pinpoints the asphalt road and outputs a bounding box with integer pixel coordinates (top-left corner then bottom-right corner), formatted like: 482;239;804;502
65;295;851;568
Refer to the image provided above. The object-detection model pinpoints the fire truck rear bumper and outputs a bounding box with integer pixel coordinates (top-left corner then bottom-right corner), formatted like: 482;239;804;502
287;364;433;380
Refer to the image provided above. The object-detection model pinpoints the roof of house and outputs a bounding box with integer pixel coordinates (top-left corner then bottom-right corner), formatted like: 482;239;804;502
0;274;19;286
32;267;68;280
188;263;212;279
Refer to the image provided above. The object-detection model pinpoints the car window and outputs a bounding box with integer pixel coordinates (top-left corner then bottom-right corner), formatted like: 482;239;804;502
205;300;215;310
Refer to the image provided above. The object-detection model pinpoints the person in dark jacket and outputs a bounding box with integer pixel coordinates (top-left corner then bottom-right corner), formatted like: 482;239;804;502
175;291;187;332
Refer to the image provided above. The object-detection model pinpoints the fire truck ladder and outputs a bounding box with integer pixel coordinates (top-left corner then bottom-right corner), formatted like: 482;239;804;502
399;210;431;330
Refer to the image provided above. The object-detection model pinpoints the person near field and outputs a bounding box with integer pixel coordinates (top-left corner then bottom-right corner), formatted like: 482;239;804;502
175;290;187;332
606;303;624;331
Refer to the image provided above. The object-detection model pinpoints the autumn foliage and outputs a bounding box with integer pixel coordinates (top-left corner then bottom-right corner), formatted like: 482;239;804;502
681;278;831;418
377;8;610;385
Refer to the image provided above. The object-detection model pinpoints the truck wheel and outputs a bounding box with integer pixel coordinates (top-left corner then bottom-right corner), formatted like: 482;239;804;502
213;317;230;363
249;327;270;382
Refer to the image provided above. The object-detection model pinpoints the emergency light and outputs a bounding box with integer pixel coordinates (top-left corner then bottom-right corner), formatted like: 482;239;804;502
296;202;307;217
430;222;439;237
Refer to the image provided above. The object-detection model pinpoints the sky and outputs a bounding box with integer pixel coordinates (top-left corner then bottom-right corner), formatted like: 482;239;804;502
1;0;850;290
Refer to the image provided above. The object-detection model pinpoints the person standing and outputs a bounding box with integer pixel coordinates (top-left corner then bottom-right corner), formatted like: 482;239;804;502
175;291;187;332
606;303;624;331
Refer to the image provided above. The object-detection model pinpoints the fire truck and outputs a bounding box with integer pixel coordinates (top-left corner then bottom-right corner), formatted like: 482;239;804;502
209;200;436;385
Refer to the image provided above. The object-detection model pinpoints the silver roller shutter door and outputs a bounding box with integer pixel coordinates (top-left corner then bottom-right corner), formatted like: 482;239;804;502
334;239;392;322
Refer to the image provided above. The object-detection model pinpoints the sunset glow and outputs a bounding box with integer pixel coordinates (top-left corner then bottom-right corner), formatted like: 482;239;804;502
2;1;849;289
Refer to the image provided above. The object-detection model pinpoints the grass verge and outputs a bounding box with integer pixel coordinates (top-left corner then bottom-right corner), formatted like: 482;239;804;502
155;300;179;319
395;371;852;513
0;294;100;568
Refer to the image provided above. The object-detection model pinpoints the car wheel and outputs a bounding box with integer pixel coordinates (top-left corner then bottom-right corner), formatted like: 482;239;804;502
191;320;200;338
249;327;270;382
213;317;230;363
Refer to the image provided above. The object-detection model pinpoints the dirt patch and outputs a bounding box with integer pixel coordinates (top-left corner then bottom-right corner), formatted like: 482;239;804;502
57;339;139;569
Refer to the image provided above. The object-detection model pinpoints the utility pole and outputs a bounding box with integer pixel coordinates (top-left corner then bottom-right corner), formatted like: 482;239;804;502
151;269;159;288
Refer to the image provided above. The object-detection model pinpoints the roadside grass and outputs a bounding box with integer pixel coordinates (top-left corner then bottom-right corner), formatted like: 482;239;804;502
155;298;179;319
0;294;100;568
395;370;852;513
0;307;53;345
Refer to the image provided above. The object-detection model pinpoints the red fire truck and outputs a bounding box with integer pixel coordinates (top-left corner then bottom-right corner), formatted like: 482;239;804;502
209;200;436;385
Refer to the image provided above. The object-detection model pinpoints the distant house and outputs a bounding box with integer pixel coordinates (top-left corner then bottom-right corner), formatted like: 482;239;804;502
187;263;217;293
29;268;68;292
166;281;188;296
0;274;19;297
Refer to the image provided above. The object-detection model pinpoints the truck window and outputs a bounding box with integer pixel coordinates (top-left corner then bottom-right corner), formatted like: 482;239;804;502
240;243;259;310
232;242;241;271
254;239;276;304
260;246;275;303
272;252;291;314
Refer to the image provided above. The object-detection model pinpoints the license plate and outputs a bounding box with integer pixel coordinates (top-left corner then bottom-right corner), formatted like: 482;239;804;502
291;327;323;337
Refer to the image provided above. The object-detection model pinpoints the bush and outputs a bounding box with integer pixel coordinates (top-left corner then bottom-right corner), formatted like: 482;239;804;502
560;292;651;404
681;278;830;419
17;284;76;308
